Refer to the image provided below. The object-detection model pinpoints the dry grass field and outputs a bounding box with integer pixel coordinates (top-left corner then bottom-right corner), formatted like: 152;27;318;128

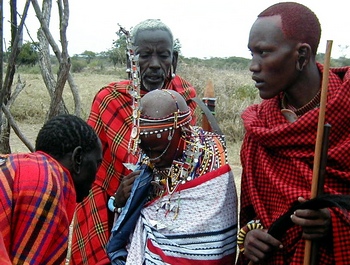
8;63;259;196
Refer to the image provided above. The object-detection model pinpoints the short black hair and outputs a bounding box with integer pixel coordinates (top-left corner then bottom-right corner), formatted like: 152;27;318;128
35;114;99;159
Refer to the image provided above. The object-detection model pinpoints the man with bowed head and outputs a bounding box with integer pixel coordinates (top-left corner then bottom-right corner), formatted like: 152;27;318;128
0;114;102;265
237;2;350;264
71;19;197;265
106;89;237;264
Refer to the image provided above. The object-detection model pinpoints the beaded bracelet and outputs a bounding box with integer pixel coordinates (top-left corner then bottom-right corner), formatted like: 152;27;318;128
108;195;122;213
237;220;264;253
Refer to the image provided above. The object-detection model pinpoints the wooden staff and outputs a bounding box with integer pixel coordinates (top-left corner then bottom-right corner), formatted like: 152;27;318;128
310;123;331;265
202;79;216;132
303;40;333;265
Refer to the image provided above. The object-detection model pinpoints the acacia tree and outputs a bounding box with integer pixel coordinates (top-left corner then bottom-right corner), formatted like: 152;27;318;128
0;0;31;153
0;0;81;153
32;0;82;119
17;41;39;66
81;50;96;64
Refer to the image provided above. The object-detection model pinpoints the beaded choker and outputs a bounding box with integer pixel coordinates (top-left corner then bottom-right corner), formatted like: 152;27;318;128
281;89;321;122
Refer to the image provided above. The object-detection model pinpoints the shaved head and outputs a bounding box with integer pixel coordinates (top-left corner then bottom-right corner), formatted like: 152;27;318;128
140;89;189;119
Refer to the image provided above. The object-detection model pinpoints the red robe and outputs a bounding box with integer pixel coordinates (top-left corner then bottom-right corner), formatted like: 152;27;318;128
0;152;76;265
237;64;350;264
0;232;11;265
71;75;197;265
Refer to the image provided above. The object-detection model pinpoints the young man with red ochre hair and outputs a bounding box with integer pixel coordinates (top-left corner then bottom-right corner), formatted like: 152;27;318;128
70;19;197;265
237;2;350;264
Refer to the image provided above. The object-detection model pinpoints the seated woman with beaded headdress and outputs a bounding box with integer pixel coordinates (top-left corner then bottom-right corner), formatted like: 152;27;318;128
106;89;238;264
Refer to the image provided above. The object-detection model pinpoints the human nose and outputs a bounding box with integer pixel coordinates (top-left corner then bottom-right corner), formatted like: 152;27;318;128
149;55;161;69
249;55;261;73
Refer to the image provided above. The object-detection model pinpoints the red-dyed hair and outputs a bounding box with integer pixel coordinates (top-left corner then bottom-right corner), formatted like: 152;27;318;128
258;2;321;55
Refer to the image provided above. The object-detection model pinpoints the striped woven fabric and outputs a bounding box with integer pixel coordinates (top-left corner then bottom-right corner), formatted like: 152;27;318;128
0;232;11;265
0;152;76;265
71;76;197;265
237;64;350;264
124;164;237;265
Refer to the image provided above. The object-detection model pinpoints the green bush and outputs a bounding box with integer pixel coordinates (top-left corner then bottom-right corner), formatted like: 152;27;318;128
71;59;87;73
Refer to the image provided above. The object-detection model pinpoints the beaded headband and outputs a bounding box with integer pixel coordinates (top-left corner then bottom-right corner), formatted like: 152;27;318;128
139;110;192;136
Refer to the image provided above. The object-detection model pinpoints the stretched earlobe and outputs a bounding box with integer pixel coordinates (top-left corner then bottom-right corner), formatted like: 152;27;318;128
296;44;310;71
296;56;306;71
172;51;178;78
171;65;176;79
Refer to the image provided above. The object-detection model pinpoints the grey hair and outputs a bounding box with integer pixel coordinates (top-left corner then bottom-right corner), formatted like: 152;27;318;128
131;19;174;45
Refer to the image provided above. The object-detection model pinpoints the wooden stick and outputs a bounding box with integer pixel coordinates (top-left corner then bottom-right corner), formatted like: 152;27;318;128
303;40;333;265
310;123;331;265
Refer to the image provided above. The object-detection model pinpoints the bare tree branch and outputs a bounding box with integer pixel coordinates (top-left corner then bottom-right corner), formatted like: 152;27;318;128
0;0;31;153
0;0;3;95
67;73;81;116
2;104;34;152
31;0;81;119
7;74;26;107
31;0;62;59
2;0;30;108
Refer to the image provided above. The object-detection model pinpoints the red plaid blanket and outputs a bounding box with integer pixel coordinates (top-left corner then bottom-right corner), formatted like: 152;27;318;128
237;64;350;264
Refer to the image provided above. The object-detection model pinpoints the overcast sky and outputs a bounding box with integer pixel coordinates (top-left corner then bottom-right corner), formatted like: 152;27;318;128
2;0;350;59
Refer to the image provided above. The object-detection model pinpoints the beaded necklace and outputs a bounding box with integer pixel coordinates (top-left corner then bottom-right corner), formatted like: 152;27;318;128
281;89;321;122
147;127;226;200
142;127;226;221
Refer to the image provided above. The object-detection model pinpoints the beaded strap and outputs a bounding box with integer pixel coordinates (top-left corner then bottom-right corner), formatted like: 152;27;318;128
237;220;264;253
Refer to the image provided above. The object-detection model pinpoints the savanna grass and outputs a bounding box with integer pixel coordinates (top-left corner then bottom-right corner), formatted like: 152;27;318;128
10;61;259;164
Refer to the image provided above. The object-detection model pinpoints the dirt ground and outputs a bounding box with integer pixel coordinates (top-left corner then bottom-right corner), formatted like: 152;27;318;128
9;122;41;153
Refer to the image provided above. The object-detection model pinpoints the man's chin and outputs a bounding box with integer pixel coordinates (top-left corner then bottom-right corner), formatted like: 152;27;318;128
142;81;165;91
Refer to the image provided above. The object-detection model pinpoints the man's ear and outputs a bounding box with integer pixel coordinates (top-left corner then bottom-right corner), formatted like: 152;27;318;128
71;146;83;175
172;50;178;74
296;43;311;71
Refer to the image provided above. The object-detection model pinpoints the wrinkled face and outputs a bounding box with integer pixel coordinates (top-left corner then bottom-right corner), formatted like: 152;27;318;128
134;29;174;91
248;15;299;99
139;128;183;169
74;140;102;203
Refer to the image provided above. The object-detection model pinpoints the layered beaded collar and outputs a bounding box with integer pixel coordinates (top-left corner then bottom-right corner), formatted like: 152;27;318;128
148;127;225;198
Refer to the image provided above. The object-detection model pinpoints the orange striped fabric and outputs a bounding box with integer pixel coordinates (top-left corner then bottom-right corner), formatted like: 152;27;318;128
0;152;76;265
